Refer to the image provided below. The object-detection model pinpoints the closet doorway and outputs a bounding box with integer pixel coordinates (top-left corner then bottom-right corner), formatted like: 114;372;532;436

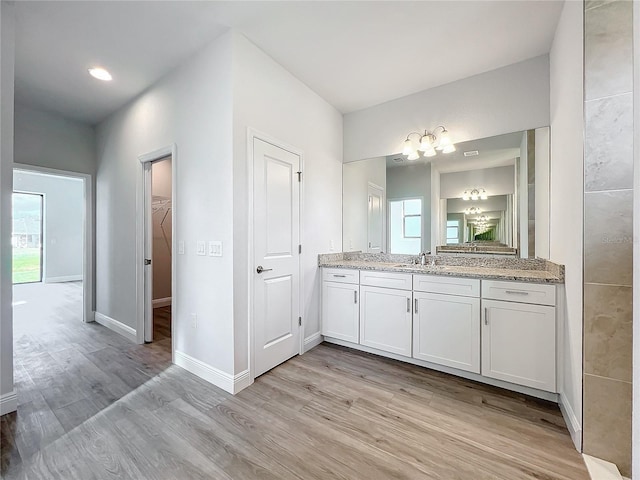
139;152;174;348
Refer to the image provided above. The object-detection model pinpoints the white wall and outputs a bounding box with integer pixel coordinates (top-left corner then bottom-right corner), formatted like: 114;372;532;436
232;33;343;371
343;157;386;252
0;1;16;412
344;55;550;162
14;104;96;175
440;165;515;199
549;0;584;449
96;33;235;374
13;171;84;282
151;157;172;301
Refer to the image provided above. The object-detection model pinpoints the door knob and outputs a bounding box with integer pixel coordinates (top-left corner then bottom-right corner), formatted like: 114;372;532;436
256;265;273;274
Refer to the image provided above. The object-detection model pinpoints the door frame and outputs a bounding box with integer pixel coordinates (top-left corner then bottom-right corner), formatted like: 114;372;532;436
247;128;304;382
12;163;93;323
367;181;385;253
136;144;176;361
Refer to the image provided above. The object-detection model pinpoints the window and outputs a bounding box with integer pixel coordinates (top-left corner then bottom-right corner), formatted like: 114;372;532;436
402;199;421;239
446;220;460;245
12;192;43;284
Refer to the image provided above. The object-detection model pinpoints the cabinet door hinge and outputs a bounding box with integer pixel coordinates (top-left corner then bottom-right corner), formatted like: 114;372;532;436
298;244;302;254
298;316;302;326
296;171;302;182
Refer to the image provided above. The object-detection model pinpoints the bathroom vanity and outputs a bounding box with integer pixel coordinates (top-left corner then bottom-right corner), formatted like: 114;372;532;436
319;252;564;400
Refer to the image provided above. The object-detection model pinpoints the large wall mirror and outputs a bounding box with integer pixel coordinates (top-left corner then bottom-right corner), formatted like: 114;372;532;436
342;127;550;259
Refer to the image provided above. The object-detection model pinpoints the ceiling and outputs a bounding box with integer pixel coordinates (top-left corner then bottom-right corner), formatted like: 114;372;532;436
13;1;564;125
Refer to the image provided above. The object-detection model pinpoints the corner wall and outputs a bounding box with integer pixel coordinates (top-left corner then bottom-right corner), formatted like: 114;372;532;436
0;1;16;414
582;0;634;475
96;32;235;374
548;0;584;450
231;33;343;373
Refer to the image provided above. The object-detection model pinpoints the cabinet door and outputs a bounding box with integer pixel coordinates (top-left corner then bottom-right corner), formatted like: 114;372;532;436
359;285;412;357
482;300;556;392
321;281;359;343
413;292;480;373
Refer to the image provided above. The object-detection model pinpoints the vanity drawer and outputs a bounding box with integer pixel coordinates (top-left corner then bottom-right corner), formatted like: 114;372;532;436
360;270;412;291
323;268;359;284
482;280;556;306
413;275;480;297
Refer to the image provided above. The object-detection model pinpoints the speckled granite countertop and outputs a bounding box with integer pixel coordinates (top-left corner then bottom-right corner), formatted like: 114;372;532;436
319;252;564;284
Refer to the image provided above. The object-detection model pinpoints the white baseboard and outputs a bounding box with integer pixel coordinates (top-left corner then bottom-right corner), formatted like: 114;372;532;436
94;312;136;343
174;350;252;394
152;297;172;308
583;454;623;480
559;393;582;451
45;275;83;283
303;332;322;352
0;390;17;416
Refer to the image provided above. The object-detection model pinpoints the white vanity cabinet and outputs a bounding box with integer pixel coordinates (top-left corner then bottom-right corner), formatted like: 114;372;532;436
412;275;481;373
359;271;413;357
321;269;360;343
481;280;557;392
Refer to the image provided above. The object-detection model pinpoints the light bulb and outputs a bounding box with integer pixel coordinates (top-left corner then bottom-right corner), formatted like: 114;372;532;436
480;189;488;200
423;146;437;157
407;151;420;161
88;67;112;81
442;144;456;154
419;134;432;152
462;192;470;201
402;139;414;156
436;129;452;150
471;193;478;201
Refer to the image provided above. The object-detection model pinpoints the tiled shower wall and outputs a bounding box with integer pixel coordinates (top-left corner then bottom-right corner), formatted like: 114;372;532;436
582;0;634;475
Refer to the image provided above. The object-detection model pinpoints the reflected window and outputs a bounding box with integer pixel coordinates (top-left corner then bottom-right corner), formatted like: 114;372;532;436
389;198;422;254
446;220;460;245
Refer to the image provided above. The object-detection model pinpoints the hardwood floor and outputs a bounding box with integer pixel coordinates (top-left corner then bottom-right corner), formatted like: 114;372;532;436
153;306;172;341
2;282;588;479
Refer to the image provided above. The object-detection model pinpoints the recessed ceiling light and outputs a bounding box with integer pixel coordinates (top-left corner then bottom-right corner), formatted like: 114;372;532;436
88;67;112;81
464;150;479;157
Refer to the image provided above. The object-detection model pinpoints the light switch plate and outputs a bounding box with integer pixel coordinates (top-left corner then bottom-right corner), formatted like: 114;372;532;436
178;241;185;255
196;241;206;256
209;240;222;257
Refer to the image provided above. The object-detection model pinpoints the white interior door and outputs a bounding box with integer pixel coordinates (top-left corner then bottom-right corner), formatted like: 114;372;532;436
253;138;301;377
367;183;384;253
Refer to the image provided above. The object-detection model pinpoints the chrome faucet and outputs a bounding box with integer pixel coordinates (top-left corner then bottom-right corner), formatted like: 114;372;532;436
419;252;427;265
430;254;437;267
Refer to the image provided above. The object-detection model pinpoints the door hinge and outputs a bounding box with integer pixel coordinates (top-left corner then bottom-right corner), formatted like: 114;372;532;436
296;171;302;182
298;316;302;326
144;258;152;265
298;244;302;254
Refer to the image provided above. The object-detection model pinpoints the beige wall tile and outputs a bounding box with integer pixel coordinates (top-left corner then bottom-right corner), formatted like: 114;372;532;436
583;374;632;476
585;0;633;100
585;93;633;191
584;190;633;285
584;284;632;382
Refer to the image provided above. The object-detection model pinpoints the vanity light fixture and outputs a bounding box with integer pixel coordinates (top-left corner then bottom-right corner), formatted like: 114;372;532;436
402;125;456;160
463;206;482;215
462;188;488;201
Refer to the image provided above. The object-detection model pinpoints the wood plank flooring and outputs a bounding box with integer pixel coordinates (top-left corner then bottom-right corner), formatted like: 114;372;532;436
2;282;589;479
